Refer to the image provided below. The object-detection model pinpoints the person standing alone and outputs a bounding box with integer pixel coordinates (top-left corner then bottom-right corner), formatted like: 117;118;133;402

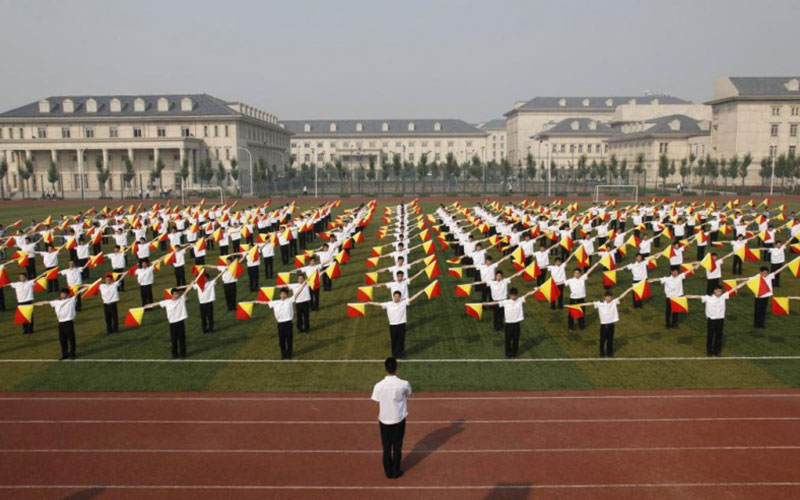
371;357;412;480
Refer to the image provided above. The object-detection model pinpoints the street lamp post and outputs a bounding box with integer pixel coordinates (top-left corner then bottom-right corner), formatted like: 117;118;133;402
237;147;253;197
769;143;776;196
77;148;86;200
543;143;552;197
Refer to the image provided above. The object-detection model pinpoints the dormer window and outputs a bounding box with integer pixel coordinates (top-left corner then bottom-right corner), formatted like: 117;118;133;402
651;98;659;105
38;99;51;113
133;98;146;112
408;122;415;131
785;79;800;92
356;122;363;132
605;98;613;107
62;99;74;113
329;122;337;132
628;99;636;105
588;121;597;130
434;122;441;131
558;99;566;107
304;123;311;132
157;98;169;112
382;122;389;132
86;99;97;113
570;121;580;131
181;97;193;111
110;98;122;112
582;98;590;107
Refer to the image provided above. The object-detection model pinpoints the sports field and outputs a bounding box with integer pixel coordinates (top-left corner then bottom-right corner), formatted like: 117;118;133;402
1;198;799;394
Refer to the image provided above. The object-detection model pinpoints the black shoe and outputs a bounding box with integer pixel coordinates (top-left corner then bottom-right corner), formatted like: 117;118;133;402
393;470;404;479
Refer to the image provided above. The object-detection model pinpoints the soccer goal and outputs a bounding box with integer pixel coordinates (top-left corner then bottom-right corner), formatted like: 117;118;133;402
181;186;224;205
594;184;638;203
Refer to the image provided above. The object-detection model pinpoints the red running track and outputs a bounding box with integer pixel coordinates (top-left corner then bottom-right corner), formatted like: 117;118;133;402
0;389;799;500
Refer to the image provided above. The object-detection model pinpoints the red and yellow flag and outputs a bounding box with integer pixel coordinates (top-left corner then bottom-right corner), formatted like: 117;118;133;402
423;280;441;299
347;303;366;318
236;301;254;320
123;307;145;327
465;303;483;320
14;305;34;325
357;286;374;302
771;297;790;315
669;297;689;314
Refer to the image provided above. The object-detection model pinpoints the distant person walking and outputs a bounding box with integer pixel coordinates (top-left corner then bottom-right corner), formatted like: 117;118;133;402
371;357;412;480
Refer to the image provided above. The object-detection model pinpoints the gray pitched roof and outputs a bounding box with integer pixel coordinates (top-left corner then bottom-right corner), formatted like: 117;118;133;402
535;117;615;137
505;95;691;116
475;119;506;130
728;77;800;97
280;119;486;136
607;114;709;142
0;94;239;118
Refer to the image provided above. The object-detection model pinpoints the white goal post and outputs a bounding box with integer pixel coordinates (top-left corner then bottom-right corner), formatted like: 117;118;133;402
182;186;224;205
594;184;638;203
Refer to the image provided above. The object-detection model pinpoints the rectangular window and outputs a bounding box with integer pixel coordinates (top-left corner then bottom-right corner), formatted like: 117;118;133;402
409;153;415;161
792;107;799;116
466;141;472;147
369;142;375;148
771;124;779;137
304;154;310;162
382;142;389;147
214;125;219;137
182;126;190;137
37;127;47;139
85;127;94;138
790;146;797;156
769;144;778;157
224;125;229;137
157;127;166;137
578;144;583;153
560;144;565;153
203;125;208;137
316;142;323;148
225;149;230;160
133;127;142;138
61;127;70;139
434;153;441;161
447;141;454;147
659;142;668;153
790;124;798;137
19;128;23;139
109;126;118;138
772;106;780;116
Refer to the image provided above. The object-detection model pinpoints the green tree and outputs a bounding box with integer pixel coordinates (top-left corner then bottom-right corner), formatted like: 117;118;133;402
123;157;136;196
216;161;226;187
150;159;165;192
19;159;35;199
657;154;670;192
525;154;537;192
335;159;346;195
94;155;110;198
417;153;429;193
229;158;239;192
444;152;458;192
367;155;376;181
619;158;628;184
679;158;689;186
47;160;59;196
739;153;752;187
608;155;619;183
727;156;739;191
634;153;645;187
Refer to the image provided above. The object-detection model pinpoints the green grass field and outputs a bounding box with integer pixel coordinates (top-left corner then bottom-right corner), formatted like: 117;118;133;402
1;199;799;393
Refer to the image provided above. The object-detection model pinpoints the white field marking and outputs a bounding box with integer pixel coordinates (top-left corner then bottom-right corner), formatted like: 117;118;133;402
1;355;800;364
1;445;799;454
2;417;800;425
0;482;798;491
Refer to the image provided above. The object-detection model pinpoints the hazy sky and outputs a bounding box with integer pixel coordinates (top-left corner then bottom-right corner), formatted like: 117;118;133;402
2;0;798;122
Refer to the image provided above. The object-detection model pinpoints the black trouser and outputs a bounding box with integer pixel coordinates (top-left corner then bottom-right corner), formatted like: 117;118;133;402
199;302;214;333
280;245;289;264
278;320;293;359
291;239;298;256
480;284;490;303
175;266;186;287
140;284;153;307
310;289;320;310
632;280;643;308
220;244;229;256
707;278;720;295
19;299;33;334
26;262;36;279
169;320;187;358
58;320;76;358
389;323;406;358
491;304;504;331
732;256;743;275
536;273;545;286
754;297;768;329
247;266;259;292
296;301;310;332
232;240;241;253
322;272;332;291
0;288;5;312
665;298;679;328
504;321;521;358
46;267;59;292
195;255;205;266
707;318;724;355
112;268;125;291
379;419;406;478
551;284;564;310
762;242;772;262
697;245;706;261
568;297;586;329
263;256;274;279
78;259;88;280
599;323;615;357
103;303;118;333
223;283;237;312
771;263;782;287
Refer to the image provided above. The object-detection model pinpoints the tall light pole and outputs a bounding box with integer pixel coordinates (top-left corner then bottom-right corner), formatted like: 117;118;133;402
769;142;776;196
311;147;317;198
77;148;86;200
542;142;552;197
237;147;253;197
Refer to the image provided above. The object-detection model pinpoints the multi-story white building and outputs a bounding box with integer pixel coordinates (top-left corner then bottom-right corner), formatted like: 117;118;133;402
280;119;488;168
475;119;507;163
708;77;800;169
0;94;290;198
532;118;615;167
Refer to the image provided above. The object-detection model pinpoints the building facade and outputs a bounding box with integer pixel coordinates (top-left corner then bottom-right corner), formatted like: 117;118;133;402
475;119;507;163
0;94;290;198
532;118;615;168
708;77;800;173
280;119;488;168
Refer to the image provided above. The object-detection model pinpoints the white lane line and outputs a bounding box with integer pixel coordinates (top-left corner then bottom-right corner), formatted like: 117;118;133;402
0;482;798;491
1;393;799;402
1;355;800;363
1;445;799;454
2;417;799;425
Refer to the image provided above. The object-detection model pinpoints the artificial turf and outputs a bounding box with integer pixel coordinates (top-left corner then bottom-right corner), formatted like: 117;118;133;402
0;198;799;393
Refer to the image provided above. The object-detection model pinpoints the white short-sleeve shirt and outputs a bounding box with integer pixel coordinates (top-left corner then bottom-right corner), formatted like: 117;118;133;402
371;375;412;425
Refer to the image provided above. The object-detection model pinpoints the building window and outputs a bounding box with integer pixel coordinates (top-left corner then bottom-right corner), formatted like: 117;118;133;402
434;153;440;161
182;126;190;137
110;127;118;138
133;127;142;138
19;128;23;139
37;127;47;139
61;127;70;139
790;146;797;156
771;124;779;137
447;141;454;147
578;145;583;153
772;106;780;116
659;142;668;153
225;149;230;160
203;125;208;137
560;144;565;153
790;124;798;137
157;127;166;137
214;125;219;137
85;127;94;138
466;141;472;147
224;125;229;137
409;153;415;161
304;154;310;162
769;144;778;157
382;142;389;147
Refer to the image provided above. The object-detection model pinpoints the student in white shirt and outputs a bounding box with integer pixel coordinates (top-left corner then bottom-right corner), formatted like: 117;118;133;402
37;245;61;292
655;268;686;329
289;274;312;332
565;268;589;330
135;260;155;307
268;285;306;359
60;260;86;311
533;242;550;286
365;288;425;359
768;240;786;288
752;266;774;329
109;245;127;291
9;273;36;334
371;357;412;479
483;287;536;358
99;273;123;334
245;245;260;292
625;254;649;308
261;237;275;279
592;288;632;357
687;286;730;356
547;257;567;310
147;287;190;359
172;246;187;287
35;289;78;359
192;273;220;334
